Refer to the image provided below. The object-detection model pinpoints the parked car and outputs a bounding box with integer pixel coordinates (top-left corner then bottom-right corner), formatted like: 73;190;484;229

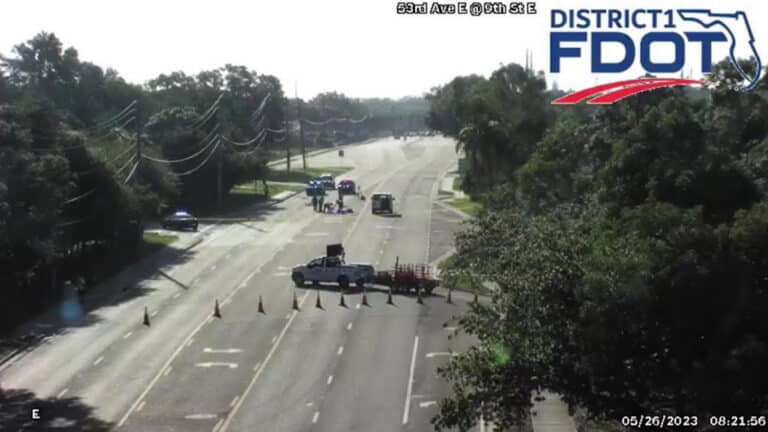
371;193;395;214
337;179;356;195
318;174;336;190
162;210;199;231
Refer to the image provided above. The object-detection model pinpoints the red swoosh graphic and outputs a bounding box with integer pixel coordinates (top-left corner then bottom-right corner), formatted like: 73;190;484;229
552;78;704;105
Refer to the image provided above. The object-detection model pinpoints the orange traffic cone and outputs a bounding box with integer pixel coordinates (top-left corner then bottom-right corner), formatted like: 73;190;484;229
258;295;265;314
143;306;151;327
292;292;300;311
214;299;222;318
316;290;323;310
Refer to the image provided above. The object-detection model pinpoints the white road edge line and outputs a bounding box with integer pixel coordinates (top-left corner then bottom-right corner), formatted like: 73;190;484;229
212;418;224;432
346;322;352;331
327;375;333;385
402;335;419;425
93;356;104;366
123;331;133;339
218;291;310;432
337;345;344;355
136;400;146;412
163;366;172;377
57;388;68;398
230;396;239;408
312;411;320;423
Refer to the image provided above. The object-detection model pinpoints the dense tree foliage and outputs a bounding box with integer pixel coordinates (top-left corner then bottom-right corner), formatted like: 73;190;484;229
0;31;428;333
432;60;768;431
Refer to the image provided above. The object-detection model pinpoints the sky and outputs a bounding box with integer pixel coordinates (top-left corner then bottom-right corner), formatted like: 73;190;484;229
1;0;766;100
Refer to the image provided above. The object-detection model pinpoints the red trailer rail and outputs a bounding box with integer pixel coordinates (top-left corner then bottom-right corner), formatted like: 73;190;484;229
373;261;439;294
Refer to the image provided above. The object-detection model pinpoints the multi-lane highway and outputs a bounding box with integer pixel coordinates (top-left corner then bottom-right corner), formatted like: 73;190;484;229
1;136;482;432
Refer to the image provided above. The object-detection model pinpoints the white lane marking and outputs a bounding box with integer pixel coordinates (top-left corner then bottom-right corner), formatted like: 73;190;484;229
185;413;218;420
218;291;310;432
337;346;344;355
253;361;262;372
271;335;277;344
356;303;361;309
192;278;200;285
57;388;69;398
203;348;243;354
151;310;158;317
402;335;419;425
273;272;290;276
187;338;195;347
412;394;425;399
426;352;459;358
419;401;437;408
239;282;246;288
443;326;457;332
312;411;320;423
93;356;104;366
163;366;172;377
346;322;352;331
221;298;232;306
285;313;291;320
277;266;290;270
206;317;214;324
195;362;238;369
211;265;217;271
123;331;133;339
118;245;277;428
379;249;384;254
230;396;239;408
305;232;329;236
136;400;146;412
173;293;181;299
327;375;333;385
306;402;313;407
212;418;224;432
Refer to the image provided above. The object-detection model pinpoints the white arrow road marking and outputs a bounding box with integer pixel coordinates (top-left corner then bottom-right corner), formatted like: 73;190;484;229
203;348;243;354
419;401;437;408
426;352;459;358
195;362;238;369
185;413;219;420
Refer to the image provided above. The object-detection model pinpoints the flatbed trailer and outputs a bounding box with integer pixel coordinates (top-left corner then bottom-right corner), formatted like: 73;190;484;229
373;263;439;294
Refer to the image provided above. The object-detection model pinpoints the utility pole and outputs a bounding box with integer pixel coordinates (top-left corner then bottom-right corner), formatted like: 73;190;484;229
135;103;142;183
296;84;306;170
216;109;223;211
286;120;291;173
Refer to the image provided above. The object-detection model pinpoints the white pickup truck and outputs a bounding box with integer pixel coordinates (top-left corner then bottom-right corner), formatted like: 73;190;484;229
291;255;374;289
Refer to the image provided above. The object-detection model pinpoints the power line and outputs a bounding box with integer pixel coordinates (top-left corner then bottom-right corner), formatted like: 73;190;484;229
62;188;97;205
141;133;220;164
116;154;137;175
175;138;221;176
225;132;267;154
123;160;139;184
221;129;266;147
81;101;137;131
250;93;271;121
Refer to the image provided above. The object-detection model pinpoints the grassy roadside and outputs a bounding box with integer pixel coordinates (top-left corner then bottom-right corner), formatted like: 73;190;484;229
266;166;353;184
437;255;493;295
448;197;482;217
142;232;178;254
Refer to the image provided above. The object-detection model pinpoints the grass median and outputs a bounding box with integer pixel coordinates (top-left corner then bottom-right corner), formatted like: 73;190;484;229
267;166;353;184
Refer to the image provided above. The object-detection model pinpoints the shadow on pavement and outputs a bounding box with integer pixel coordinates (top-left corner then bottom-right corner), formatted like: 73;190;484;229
0;388;114;431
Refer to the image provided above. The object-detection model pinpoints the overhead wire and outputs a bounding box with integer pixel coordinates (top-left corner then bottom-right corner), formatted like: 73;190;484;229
142;132;220;164
123;160;139;183
116;155;138;175
62;188;97;205
175;138;221;176
221;129;266;147
249;93;271;121
80;101;137;131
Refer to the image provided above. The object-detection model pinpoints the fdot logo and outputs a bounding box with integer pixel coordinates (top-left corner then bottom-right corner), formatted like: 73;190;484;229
549;9;763;104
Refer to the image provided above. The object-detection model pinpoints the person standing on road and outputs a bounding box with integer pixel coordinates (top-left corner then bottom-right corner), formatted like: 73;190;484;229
312;195;318;212
319;195;325;213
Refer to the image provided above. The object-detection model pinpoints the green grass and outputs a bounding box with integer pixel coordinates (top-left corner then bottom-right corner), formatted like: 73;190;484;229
266;166;353;184
233;181;304;196
448;197;481;217
141;232;178;256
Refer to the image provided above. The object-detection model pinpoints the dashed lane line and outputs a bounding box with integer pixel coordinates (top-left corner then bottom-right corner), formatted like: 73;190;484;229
217;291;310;432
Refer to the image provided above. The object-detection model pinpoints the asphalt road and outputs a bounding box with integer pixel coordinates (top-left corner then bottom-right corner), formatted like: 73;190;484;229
0;136;478;432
